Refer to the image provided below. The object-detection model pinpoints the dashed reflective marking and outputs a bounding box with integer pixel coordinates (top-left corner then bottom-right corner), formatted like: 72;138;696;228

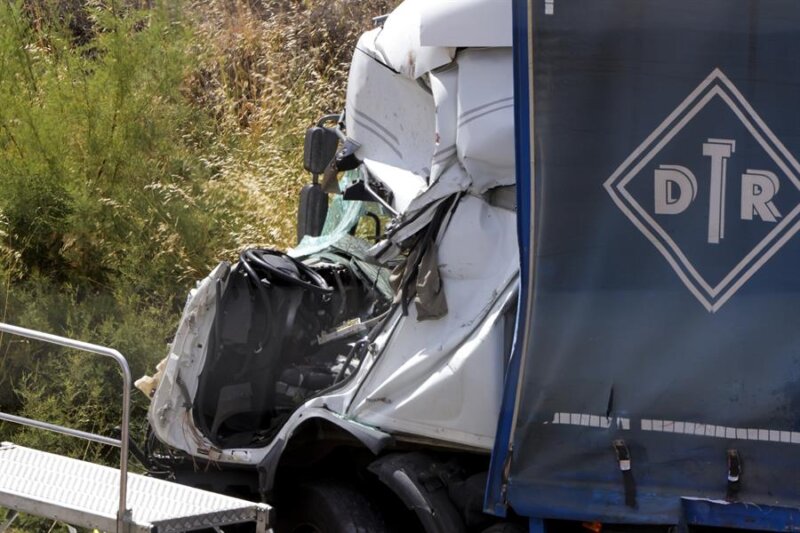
640;418;800;444
550;412;629;430
546;412;800;444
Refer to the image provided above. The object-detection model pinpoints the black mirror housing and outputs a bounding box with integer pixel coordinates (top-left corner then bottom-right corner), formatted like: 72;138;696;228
296;183;329;243
303;127;339;175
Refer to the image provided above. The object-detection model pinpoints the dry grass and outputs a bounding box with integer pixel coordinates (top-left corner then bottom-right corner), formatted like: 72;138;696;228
0;6;399;512
186;0;396;253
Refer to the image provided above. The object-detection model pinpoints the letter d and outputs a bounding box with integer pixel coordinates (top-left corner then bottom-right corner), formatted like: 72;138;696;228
654;165;697;215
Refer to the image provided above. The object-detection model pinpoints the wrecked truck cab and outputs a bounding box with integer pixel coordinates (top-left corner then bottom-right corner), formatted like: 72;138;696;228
141;2;519;526
193;249;391;449
146;201;395;455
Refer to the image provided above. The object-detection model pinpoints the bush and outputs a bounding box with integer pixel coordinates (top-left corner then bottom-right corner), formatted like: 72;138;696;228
0;0;395;529
0;0;395;476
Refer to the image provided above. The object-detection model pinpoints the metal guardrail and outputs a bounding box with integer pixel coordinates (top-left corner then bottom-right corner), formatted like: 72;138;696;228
0;322;132;533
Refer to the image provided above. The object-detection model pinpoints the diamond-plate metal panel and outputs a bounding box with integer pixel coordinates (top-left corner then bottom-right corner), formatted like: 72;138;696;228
0;443;270;532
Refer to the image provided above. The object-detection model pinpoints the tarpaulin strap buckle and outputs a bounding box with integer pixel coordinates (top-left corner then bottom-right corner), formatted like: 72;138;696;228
613;439;631;471
613;439;636;508
726;449;742;501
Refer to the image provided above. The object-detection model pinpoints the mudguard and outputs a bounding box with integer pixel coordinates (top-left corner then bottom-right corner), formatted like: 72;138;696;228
256;408;393;495
367;453;466;533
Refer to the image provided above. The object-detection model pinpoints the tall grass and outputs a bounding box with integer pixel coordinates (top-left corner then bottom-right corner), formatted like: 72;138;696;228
0;3;394;528
188;0;395;250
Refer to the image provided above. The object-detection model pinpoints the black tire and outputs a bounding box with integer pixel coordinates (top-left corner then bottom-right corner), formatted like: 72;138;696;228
277;479;390;533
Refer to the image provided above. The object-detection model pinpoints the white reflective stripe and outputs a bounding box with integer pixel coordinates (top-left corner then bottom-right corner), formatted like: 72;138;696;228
548;413;800;444
639;418;800;443
550;412;628;430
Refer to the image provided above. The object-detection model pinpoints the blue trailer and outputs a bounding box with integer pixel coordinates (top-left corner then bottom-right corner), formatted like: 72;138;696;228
487;1;800;531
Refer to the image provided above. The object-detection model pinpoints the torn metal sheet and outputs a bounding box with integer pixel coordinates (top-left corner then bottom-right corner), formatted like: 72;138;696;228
374;0;455;79
414;241;447;321
349;197;519;449
430;66;460;184
457;48;516;193
404;164;471;221
362;158;427;214
346;34;435;177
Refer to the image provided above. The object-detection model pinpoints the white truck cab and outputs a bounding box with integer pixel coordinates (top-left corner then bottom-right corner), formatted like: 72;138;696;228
139;1;521;531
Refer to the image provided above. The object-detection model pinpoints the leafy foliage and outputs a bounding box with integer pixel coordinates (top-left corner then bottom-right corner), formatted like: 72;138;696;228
0;1;394;529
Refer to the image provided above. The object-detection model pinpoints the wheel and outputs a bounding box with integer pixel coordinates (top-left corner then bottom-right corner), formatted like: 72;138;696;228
277;479;390;533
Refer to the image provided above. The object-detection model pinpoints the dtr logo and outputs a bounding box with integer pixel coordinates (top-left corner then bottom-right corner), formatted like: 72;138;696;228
605;69;800;312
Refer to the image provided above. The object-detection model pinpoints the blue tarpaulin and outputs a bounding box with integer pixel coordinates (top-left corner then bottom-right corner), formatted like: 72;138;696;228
489;0;800;526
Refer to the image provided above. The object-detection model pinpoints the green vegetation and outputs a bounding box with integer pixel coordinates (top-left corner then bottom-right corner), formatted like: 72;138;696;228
0;1;392;527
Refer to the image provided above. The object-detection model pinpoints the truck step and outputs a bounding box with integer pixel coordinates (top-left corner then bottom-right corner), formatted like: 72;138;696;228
0;442;271;532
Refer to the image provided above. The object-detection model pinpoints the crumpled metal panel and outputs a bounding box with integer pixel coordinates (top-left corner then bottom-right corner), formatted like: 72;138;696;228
419;0;512;48
0;442;270;532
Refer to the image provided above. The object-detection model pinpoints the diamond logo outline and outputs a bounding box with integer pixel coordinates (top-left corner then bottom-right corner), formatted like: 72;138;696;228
604;69;800;313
